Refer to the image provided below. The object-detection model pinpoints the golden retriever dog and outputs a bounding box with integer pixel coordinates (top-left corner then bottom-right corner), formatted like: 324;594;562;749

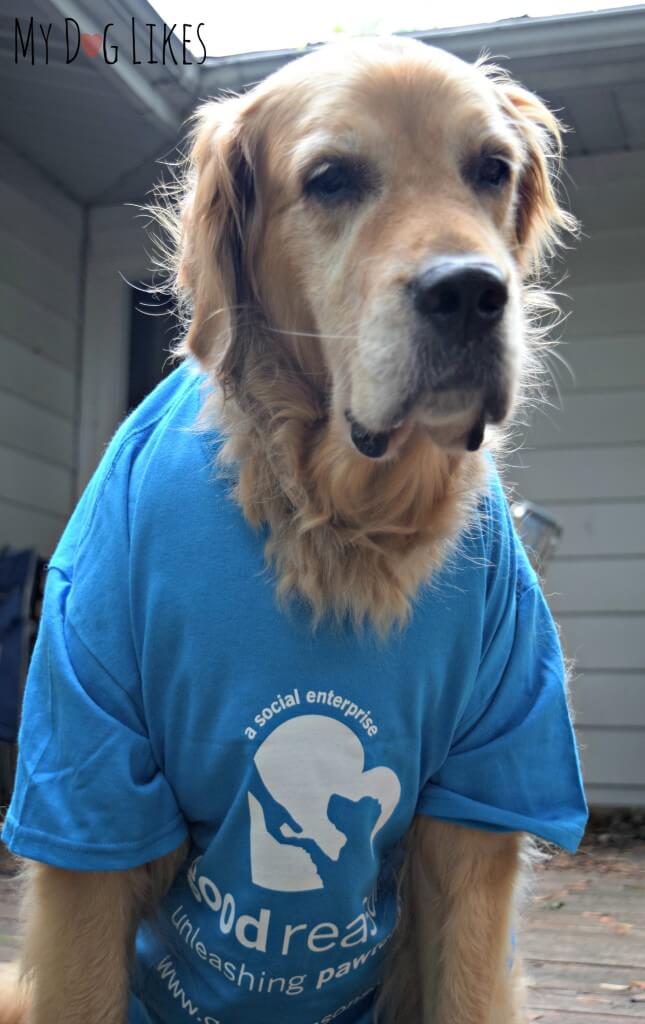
1;35;586;1024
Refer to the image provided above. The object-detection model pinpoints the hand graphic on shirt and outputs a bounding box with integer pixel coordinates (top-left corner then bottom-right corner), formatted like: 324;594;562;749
247;714;401;892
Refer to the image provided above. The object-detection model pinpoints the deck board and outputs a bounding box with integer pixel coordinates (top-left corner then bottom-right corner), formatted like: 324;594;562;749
526;849;645;1022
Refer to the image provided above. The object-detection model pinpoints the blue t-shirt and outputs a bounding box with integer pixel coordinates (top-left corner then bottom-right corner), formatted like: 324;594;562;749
3;363;587;1024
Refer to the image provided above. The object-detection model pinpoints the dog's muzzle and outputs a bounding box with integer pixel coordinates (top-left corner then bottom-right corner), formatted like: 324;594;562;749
346;256;511;459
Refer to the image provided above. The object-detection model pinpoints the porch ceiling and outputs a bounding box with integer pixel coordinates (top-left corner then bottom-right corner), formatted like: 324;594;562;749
0;0;643;205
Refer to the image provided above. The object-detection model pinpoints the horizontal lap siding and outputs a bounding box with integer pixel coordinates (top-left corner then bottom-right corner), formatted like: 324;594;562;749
2;141;642;801
546;560;645;614
0;141;82;557
512;446;645;501
509;150;645;807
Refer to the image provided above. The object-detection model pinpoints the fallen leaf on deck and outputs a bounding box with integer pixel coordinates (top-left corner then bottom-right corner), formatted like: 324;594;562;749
568;881;590;892
545;900;565;910
600;983;630;991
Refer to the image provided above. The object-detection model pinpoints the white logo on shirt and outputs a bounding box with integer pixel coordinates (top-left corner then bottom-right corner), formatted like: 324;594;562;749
247;714;401;892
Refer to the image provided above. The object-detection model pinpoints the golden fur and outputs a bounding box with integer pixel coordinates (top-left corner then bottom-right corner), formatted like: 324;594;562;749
152;35;574;631
377;820;532;1022
0;964;28;1024
1;35;575;1024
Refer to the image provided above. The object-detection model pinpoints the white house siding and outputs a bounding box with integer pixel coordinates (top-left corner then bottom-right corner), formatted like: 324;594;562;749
2;130;642;806
67;162;645;809
76;204;151;493
510;149;645;807
0;141;84;557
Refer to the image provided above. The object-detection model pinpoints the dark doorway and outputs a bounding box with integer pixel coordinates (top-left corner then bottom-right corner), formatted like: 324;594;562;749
127;287;178;412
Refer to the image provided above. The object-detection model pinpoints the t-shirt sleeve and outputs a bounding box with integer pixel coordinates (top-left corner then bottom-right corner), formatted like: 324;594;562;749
2;439;188;871
417;468;588;852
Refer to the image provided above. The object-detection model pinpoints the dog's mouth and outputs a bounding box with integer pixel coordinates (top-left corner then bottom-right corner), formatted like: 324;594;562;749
345;387;507;460
346;412;485;459
345;412;408;459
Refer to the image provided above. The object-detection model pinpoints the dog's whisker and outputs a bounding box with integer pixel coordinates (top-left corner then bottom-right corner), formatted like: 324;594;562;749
265;325;361;343
543;346;576;387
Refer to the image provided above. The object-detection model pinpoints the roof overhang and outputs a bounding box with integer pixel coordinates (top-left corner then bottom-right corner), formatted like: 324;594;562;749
199;6;645;93
1;3;643;204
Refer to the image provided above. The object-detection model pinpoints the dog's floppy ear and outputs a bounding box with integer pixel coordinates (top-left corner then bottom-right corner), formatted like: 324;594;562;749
176;98;255;384
495;81;577;271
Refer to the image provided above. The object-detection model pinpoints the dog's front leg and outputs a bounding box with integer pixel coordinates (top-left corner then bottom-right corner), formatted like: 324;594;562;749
415;817;524;1024
23;863;142;1023
20;844;186;1024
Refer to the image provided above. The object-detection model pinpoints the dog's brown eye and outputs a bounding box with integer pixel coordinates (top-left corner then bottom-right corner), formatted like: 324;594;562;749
476;156;511;190
304;159;369;205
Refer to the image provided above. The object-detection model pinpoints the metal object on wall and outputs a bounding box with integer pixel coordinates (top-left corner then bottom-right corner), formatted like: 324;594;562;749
511;501;563;572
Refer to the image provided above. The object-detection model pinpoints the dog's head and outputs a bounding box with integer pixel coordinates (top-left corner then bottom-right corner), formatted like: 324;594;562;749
170;37;573;461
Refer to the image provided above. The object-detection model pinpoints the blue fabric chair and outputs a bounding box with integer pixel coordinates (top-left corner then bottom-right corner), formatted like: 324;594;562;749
0;548;39;743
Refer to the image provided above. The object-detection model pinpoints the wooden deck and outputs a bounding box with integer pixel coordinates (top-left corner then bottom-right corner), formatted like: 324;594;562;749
524;846;645;1022
1;845;644;1020
0;849;19;966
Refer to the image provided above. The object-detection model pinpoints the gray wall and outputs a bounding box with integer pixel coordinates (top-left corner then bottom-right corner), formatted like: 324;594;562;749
0;141;84;555
1;137;642;806
512;148;645;807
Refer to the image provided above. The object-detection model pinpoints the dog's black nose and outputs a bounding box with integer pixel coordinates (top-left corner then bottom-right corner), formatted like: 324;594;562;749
411;257;508;339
